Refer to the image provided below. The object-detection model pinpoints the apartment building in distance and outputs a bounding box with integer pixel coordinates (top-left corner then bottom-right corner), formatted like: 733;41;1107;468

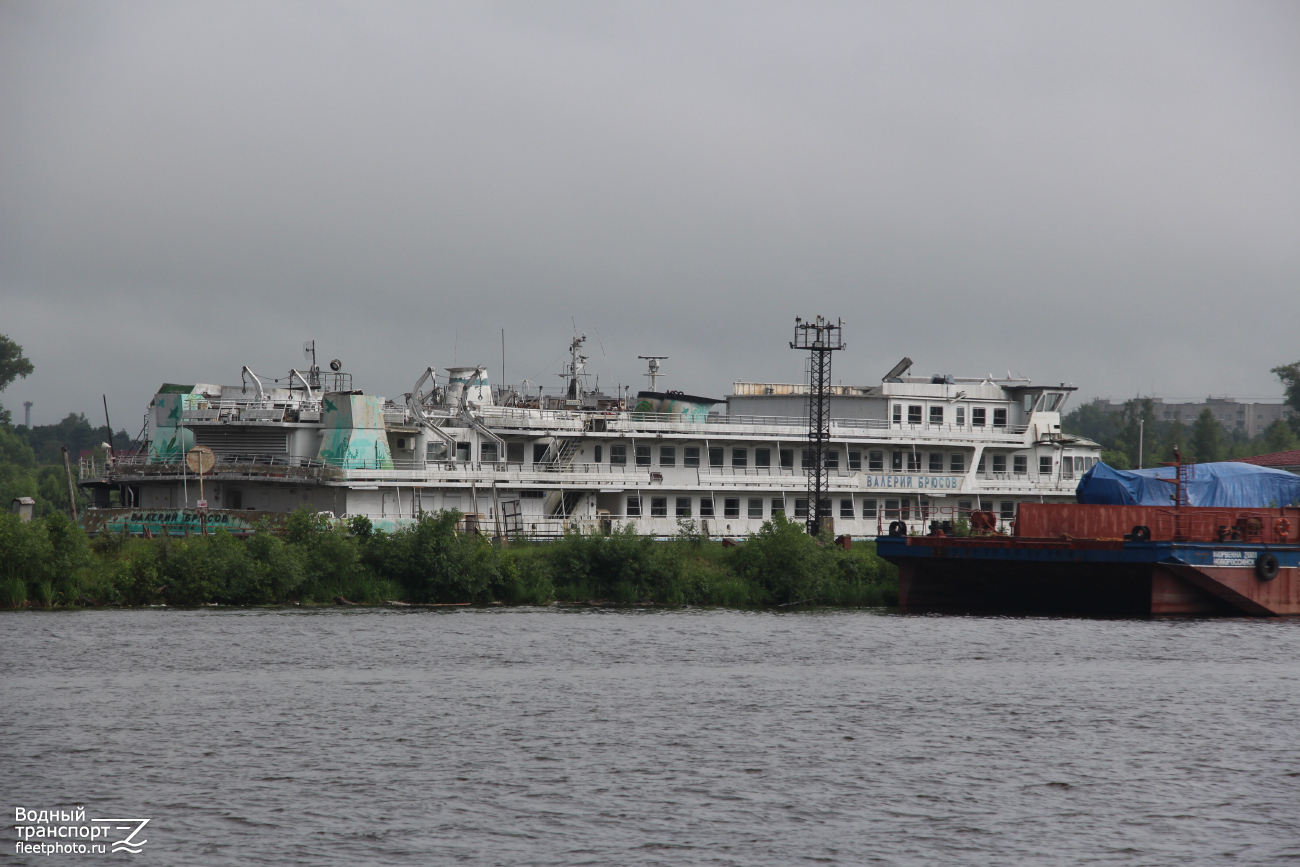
1090;396;1292;438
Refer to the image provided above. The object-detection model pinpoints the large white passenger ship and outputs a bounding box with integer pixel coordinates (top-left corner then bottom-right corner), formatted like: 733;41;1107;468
80;335;1102;537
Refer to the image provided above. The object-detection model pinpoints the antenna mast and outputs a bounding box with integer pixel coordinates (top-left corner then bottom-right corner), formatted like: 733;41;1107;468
791;316;845;536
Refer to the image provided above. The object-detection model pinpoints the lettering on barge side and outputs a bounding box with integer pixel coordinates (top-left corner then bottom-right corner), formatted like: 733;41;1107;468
1211;551;1259;568
860;474;963;490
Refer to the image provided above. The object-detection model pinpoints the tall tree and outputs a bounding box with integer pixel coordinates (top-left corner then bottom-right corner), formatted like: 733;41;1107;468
1273;360;1300;434
1191;408;1224;463
0;334;34;393
1263;418;1300;453
1119;398;1157;468
1160;419;1189;464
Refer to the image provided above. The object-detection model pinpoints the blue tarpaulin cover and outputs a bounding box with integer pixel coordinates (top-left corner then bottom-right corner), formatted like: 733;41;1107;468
1076;461;1300;507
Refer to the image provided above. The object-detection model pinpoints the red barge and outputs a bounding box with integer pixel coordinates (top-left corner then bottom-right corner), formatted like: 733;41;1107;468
876;503;1299;617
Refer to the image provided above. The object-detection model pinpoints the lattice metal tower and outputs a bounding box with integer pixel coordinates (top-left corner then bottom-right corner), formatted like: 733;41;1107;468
790;316;845;535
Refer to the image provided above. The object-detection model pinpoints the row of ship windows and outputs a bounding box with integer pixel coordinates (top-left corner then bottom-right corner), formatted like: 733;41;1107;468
893;405;1008;427
622;496;1019;520
464;443;1099;476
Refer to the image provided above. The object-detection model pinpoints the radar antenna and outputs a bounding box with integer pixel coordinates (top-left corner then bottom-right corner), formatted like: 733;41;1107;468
638;356;669;392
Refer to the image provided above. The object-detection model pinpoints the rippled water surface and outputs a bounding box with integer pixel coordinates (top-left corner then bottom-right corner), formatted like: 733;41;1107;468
4;608;1300;865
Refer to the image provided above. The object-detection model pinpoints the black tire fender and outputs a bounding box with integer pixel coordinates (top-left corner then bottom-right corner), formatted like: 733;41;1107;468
1256;552;1280;582
888;520;907;538
1130;525;1151;542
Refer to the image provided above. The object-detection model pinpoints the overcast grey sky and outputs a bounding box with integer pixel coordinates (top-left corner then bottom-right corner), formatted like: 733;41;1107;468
2;1;1297;430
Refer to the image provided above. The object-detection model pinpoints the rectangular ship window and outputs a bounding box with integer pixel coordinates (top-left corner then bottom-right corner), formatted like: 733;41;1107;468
700;497;715;517
771;498;785;516
824;451;839;469
755;448;771;468
636;446;651;467
724;498;741;518
593;445;602;463
892;405;902;424
956;407;966;426
891;451;903;471
929;453;943;472
507;442;524;463
950;454;964;473
907;452;922;472
1039;455;1052;474
862;498;877;519
732;448;747;468
840;499;854;519
929;406;943;425
780;449;794;469
972;407;986;427
848;450;861;471
884;499;900;519
1000;501;1015;520
610;445;627;465
1013;455;1027;474
480;442;498;462
684;446;700;467
748;498;763;519
626;496;641;517
709;447;724;468
992;455;1007;474
676;497;692;517
659;446;676;467
794;498;809;518
908;405;923;425
651;497;668;517
869;451;883;471
993;408;1007;428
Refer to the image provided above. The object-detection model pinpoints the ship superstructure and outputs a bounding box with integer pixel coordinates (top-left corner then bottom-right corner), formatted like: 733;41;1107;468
79;343;1101;537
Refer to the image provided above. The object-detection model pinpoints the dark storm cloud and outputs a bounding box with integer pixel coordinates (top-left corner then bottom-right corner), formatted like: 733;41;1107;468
2;1;1297;425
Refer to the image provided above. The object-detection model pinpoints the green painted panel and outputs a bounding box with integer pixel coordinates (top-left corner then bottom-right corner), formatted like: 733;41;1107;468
149;393;197;460
317;393;394;469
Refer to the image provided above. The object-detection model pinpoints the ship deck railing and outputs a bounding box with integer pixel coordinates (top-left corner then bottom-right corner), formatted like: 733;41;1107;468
87;453;1083;496
180;398;324;424
480;407;1032;440
85;452;334;481
170;398;1033;443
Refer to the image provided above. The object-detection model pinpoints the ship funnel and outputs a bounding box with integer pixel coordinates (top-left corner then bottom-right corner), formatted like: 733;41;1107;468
446;367;494;408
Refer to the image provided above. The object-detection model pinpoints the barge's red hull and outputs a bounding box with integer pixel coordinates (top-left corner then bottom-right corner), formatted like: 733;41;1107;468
879;504;1300;617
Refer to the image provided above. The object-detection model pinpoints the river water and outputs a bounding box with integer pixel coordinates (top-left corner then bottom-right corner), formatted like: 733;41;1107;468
3;608;1299;865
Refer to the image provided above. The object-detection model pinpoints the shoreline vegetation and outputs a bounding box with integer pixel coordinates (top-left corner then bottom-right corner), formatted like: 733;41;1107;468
0;508;897;610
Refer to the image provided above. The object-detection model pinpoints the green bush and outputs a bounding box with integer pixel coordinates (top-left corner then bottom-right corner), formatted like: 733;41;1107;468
0;503;899;609
726;514;836;604
365;510;498;603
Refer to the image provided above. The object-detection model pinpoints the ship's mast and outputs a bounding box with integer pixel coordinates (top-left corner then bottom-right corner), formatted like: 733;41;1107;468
563;334;588;400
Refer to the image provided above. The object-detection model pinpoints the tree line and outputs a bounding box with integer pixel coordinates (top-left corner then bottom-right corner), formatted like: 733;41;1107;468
0;508;897;610
1062;362;1300;469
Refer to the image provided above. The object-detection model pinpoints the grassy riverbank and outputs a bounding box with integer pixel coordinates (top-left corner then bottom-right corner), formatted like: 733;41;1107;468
0;509;897;609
